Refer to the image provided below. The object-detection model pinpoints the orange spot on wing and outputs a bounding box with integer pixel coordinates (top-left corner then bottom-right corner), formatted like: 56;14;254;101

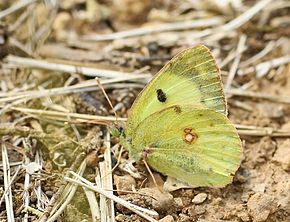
183;128;198;144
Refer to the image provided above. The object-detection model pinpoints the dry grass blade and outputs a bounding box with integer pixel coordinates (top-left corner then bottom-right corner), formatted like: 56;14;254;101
10;107;126;123
1;144;15;222
67;172;159;222
82;17;224;41
83;188;100;222
237;56;290;77
0;76;149;104
236;124;290;137
0;164;21;208
228;89;290;103
0;0;38;19
5;55;150;78
239;39;284;67
222;0;272;31
45;160;87;222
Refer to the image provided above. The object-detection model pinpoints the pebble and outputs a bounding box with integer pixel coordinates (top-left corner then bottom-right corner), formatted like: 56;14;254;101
159;215;174;222
247;193;277;222
139;188;174;212
272;139;290;171
192;193;207;204
114;174;136;195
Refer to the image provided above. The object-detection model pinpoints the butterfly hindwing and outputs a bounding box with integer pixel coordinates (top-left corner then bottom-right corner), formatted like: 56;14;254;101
126;45;227;136
129;106;241;187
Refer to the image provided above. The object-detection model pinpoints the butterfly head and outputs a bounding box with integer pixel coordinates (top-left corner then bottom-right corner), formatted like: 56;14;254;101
109;122;126;139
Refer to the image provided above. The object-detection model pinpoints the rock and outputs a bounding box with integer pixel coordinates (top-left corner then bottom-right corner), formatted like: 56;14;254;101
192;193;207;204
114;175;136;195
139;188;174;212
272;139;290;171
247;193;277;222
159;215;174;222
174;197;183;209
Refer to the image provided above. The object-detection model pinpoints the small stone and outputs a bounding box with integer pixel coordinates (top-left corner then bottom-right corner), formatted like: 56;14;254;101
114;175;136;195
174;197;183;209
247;193;277;222
159;215;174;222
192;193;207;204
194;205;206;215
272;139;290;171
45;191;54;197
139;188;174;212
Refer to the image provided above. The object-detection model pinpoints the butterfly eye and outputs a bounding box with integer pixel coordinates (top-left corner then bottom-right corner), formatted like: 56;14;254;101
118;127;125;137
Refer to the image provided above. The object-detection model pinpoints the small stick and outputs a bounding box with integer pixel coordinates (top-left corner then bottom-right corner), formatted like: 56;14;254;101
10;107;126;122
5;55;150;78
239;39;283;67
237;56;290;77
222;0;272;32
82;17;224;41
0;0;38;20
228;88;290;103
96;78;118;119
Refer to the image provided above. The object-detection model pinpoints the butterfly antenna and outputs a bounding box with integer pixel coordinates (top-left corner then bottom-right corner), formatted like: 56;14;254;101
96;78;118;122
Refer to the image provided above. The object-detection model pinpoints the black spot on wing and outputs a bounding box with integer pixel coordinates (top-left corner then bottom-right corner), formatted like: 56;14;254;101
157;89;167;102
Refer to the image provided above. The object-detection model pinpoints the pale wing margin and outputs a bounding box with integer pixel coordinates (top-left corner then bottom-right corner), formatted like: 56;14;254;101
126;45;227;136
130;105;241;188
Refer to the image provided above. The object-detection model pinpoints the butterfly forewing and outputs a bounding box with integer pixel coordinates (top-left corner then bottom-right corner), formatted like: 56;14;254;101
129;106;241;188
126;45;227;137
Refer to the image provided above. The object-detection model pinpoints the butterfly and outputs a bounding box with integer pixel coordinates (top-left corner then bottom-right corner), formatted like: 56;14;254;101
111;45;241;188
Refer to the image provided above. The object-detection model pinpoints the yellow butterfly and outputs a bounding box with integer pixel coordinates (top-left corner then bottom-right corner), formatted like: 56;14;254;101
112;45;241;188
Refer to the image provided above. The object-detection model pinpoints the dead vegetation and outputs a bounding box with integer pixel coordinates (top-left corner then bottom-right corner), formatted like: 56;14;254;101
0;0;290;221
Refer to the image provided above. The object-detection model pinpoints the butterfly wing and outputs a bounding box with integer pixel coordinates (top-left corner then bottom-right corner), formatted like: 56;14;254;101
128;105;241;188
126;45;227;136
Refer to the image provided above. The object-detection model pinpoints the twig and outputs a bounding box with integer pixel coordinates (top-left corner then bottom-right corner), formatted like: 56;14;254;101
225;35;247;90
228;88;290;103
10;107;126;123
237;56;290;77
0;77;148;103
82;17;224;41
222;0;272;32
206;0;272;42
0;0;38;20
5;55;151;78
239;39;284;67
236;124;290;137
66;172;159;222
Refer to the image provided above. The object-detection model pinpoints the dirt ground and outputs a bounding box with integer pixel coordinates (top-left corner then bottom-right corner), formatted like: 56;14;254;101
0;0;290;222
